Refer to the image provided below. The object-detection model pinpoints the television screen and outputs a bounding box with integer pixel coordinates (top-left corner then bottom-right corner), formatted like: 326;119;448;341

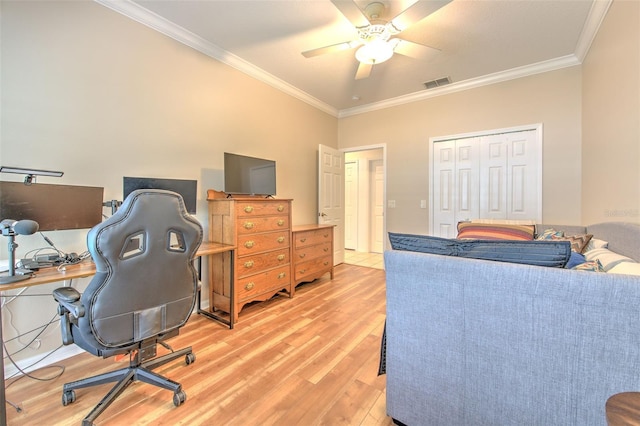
224;153;276;196
123;177;198;214
0;181;104;231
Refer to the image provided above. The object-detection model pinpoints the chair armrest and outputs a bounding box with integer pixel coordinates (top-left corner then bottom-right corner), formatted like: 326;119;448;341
53;287;85;318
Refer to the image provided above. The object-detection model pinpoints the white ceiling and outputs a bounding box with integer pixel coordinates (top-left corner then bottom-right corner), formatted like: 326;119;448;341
99;0;609;117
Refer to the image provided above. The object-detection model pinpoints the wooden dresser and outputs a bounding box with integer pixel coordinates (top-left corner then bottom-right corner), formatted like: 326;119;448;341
207;195;292;323
291;224;334;289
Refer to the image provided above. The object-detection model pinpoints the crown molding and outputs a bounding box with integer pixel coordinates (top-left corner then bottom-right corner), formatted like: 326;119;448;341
94;0;339;117
96;0;610;120
338;54;582;118
574;0;612;61
339;0;611;118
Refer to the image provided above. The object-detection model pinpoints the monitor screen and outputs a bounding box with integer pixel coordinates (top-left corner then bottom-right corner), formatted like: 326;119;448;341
0;181;104;231
224;152;276;196
123;177;198;214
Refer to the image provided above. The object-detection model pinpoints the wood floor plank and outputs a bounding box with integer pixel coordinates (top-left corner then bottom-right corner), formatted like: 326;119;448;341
4;264;393;425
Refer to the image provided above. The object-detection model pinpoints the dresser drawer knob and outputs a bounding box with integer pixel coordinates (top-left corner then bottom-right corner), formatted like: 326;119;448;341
277;220;285;226
277;254;285;261
323;261;329;266
324;233;329;238
243;221;254;230
323;248;329;252
244;260;254;268
299;253;306;259
277;205;284;212
277;236;285;243
299;269;306;274
300;238;307;243
244;206;254;213
245;282;255;290
278;272;286;279
244;241;255;249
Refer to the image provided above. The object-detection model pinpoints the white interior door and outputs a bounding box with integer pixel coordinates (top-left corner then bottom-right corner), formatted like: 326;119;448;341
318;144;345;265
370;159;384;253
344;161;358;250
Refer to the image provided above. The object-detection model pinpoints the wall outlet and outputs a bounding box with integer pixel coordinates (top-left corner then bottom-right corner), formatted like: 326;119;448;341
388;200;396;208
420;200;427;209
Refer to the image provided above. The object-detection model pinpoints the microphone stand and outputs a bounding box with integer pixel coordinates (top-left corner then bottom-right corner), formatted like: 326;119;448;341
0;228;32;285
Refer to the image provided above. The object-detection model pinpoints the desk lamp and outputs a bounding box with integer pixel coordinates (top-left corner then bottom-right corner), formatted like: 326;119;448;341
0;166;64;185
0;219;39;284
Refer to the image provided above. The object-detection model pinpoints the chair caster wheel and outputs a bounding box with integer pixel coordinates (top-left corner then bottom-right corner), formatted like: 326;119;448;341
185;353;196;365
173;390;187;406
62;389;76;406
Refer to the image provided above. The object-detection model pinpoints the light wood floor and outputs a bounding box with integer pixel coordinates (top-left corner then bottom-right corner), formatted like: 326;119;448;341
5;263;391;426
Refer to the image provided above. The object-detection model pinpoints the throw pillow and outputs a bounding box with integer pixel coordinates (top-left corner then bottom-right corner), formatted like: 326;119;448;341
584;247;636;271
584;238;609;252
609;262;640;276
565;252;586;269
456;222;535;240
536;228;564;240
551;234;593;253
572;259;605;272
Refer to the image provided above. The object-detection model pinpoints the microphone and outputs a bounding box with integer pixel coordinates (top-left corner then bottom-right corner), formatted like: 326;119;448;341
0;219;39;235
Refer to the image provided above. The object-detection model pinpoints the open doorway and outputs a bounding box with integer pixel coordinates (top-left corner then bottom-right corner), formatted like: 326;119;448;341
343;146;386;269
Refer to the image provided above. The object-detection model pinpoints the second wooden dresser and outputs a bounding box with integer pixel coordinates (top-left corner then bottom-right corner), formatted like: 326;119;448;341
208;197;292;323
291;224;334;291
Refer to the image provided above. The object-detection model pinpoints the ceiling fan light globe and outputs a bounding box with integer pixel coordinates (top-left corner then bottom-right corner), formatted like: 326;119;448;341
355;39;394;64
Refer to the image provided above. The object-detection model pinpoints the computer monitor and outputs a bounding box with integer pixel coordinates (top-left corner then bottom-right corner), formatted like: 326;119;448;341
123;177;198;214
0;181;105;231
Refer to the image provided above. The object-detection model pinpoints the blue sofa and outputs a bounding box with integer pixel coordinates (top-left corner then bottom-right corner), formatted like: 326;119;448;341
384;222;640;425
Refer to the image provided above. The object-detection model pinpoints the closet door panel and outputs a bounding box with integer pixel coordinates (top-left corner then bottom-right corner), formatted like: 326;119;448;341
480;136;508;219
432;141;456;237
455;138;480;225
507;130;539;219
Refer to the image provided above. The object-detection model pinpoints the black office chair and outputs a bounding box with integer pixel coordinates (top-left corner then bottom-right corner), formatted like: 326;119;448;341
52;189;203;426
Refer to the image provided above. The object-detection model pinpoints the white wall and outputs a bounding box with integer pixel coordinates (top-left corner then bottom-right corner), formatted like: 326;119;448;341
338;67;583;235
0;1;337;373
582;0;640;224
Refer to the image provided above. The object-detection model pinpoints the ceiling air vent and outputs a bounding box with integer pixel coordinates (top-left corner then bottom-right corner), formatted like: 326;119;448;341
424;77;451;90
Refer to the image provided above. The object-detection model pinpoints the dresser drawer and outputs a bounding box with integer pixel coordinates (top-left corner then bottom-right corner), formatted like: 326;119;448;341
236;250;290;278
294;256;332;282
293;241;331;263
237;231;290;256
235;201;290;217
237;265;291;301
294;228;333;248
236;215;289;235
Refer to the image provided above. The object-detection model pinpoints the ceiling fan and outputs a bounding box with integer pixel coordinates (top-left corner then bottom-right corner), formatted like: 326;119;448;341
302;0;452;80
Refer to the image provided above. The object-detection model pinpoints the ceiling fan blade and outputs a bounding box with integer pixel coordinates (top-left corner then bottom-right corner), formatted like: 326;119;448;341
355;62;373;80
390;0;452;32
331;0;370;28
302;40;360;58
393;38;440;59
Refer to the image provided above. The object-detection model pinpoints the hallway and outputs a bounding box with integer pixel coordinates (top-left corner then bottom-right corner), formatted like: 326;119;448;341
343;250;384;270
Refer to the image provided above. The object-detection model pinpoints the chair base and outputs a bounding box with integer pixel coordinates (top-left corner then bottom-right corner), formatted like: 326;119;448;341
62;346;194;426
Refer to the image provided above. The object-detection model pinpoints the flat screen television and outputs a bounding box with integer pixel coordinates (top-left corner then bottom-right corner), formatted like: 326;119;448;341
224;152;276;196
0;181;104;231
123;177;198;214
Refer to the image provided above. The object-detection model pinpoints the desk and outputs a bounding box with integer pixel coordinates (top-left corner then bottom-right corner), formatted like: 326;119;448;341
0;241;235;426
